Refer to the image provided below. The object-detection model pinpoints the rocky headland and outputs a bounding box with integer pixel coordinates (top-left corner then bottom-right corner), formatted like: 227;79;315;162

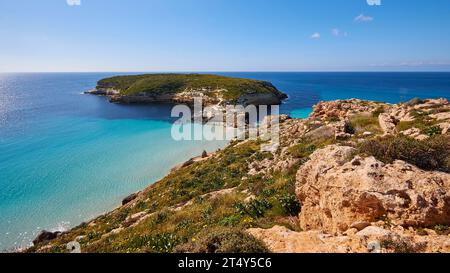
85;73;288;106
28;98;450;253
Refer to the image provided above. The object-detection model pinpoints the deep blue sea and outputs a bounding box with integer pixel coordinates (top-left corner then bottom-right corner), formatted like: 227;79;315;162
1;72;449;251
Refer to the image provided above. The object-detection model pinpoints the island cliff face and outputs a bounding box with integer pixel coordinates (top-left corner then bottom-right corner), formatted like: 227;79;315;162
86;74;288;106
28;98;450;253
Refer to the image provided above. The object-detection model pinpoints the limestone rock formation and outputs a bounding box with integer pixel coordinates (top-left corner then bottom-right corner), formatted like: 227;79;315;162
296;145;450;233
247;225;450;253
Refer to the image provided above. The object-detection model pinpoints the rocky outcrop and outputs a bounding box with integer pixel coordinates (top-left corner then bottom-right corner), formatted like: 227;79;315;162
378;113;397;135
248;225;450;253
309;99;383;122
401;127;429;140
122;192;139;206
296;145;450;234
33;230;61;245
84;88;120;96
237;92;287;106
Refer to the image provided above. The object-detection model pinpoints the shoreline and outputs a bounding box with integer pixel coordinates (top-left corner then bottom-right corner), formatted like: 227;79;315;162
19;140;231;253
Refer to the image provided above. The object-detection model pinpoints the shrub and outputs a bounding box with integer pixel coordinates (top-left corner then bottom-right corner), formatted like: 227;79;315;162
279;194;301;216
380;235;426;253
288;143;317;159
235;198;272;218
288;129;336;159
425;126;442;137
219;215;242;227
372;106;386;117
174;227;269;253
147;233;181;253
358;135;450;173
344;122;356;135
434;224;450;235
129;233;181;253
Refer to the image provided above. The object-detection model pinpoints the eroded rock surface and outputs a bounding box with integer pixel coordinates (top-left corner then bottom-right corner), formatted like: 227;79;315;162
296;145;450;233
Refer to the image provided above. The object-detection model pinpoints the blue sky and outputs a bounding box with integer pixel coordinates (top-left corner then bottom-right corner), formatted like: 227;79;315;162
1;0;450;72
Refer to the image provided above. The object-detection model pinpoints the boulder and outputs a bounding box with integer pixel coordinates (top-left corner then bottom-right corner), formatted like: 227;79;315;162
247;225;367;253
33;230;61;245
122;192;138;206
378;113;397;135
247;225;450;253
296;145;450;233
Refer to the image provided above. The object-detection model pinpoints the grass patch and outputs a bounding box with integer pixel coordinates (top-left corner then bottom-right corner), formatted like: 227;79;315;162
348;113;382;135
174;227;269;253
396;109;440;135
288;127;336;159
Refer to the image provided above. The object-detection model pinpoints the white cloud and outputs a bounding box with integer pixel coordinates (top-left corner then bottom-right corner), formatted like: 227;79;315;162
311;32;321;39
67;0;81;6
354;14;374;22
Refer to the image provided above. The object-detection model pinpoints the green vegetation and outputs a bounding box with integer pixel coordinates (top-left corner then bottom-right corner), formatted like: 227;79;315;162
288;127;336;159
424;126;442;137
96;73;285;101
174;227;269;253
380;235;425;253
27;138;302;253
348;114;382;135
433;224;450;235
372;105;386;117
358;134;450;173
279;194;301;216
396;109;440;134
235;198;272;218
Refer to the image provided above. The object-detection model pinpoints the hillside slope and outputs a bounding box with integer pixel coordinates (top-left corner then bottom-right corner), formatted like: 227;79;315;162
28;98;450;253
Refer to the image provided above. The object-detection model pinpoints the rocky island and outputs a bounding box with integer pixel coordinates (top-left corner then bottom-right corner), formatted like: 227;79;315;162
28;98;450;253
85;74;288;106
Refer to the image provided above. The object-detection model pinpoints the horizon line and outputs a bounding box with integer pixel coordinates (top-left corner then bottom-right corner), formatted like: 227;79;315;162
2;70;450;74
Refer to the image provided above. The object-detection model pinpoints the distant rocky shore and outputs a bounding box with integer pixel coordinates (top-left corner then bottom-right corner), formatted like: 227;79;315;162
85;73;287;106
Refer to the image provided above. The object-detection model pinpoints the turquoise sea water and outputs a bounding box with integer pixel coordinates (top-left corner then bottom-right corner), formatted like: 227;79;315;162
1;72;449;251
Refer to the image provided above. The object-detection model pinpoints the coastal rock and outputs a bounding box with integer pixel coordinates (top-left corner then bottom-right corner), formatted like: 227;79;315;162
296;145;450;233
33;230;61;245
237;92;286;106
84;88;120;96
122;192;139;206
91;74;288;107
